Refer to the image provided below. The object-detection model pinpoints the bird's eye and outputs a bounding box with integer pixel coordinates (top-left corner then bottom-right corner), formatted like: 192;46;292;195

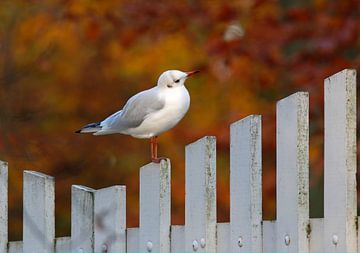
174;79;180;83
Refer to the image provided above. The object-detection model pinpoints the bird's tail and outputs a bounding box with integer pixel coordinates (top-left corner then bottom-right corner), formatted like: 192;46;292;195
75;122;102;134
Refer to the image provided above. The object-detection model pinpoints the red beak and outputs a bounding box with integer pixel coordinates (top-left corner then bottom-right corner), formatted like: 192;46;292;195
186;70;200;77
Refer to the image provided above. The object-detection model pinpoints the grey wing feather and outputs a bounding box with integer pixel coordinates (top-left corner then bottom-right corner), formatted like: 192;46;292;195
101;88;165;130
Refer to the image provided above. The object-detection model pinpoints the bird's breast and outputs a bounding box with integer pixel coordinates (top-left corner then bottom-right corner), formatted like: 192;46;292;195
163;87;190;113
127;87;190;138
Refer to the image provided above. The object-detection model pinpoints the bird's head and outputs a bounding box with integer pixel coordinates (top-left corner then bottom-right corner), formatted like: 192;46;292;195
157;70;199;88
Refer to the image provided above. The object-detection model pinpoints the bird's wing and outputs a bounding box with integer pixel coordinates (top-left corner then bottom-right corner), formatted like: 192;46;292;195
101;87;165;130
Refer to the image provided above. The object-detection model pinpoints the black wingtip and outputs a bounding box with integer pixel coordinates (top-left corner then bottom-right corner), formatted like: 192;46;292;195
75;129;82;133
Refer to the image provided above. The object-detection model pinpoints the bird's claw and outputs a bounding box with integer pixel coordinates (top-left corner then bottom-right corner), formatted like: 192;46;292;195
151;157;167;164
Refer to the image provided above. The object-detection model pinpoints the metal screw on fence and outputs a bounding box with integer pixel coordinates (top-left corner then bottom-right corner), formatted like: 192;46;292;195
101;244;108;253
192;240;199;251
284;234;290;246
200;238;206;248
146;241;153;252
332;234;338;246
238;236;244;248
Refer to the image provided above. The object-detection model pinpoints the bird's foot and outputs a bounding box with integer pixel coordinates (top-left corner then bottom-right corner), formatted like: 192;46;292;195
151;157;167;164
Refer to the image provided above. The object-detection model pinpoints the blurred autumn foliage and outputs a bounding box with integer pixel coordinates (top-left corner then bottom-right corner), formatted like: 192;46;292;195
1;0;360;239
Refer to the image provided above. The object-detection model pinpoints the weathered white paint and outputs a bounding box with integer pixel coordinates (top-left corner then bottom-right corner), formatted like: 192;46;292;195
309;218;324;252
55;236;71;253
23;171;55;253
185;136;217;252
139;160;171;253
276;92;309;252
71;185;95;253
126;228;139;253
263;220;276;253
324;69;357;252
170;225;184;253
217;223;230;253
8;241;23;253
0;161;7;253
95;185;126;253
230;115;262;252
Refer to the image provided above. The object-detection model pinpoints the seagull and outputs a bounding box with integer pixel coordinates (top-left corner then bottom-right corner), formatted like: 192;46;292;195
76;69;199;163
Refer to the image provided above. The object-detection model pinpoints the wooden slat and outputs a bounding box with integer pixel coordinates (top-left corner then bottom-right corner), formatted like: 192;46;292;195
55;236;71;253
324;69;357;252
8;241;23;253
263;220;276;253
95;185;126;253
139;160;171;253
0;161;7;253
126;228;139;253
23;171;55;253
170;225;184;253
230;115;262;252
276;92;309;252
358;216;360;253
217;223;230;253
71;185;95;253
309;218;324;252
185;136;217;252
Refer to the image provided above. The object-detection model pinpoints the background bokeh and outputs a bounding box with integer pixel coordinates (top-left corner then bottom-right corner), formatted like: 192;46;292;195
1;0;360;239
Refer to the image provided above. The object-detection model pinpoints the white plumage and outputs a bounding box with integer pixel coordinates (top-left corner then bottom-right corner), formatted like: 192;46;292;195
77;69;196;137
76;69;199;162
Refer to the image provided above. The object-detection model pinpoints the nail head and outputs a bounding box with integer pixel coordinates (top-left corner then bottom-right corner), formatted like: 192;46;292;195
192;240;199;251
200;238;206;248
146;241;153;252
238;236;244;247
284;234;290;246
332;234;338;245
101;244;108;253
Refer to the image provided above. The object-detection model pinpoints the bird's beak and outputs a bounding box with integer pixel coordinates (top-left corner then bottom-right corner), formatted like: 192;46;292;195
185;70;200;77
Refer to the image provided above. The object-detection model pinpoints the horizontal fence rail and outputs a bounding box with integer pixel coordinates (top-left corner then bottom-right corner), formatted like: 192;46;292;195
0;69;358;253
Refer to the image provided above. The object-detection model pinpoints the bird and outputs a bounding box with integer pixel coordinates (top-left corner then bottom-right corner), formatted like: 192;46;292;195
76;69;199;163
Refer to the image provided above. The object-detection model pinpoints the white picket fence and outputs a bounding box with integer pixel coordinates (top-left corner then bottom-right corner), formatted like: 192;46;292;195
0;69;358;253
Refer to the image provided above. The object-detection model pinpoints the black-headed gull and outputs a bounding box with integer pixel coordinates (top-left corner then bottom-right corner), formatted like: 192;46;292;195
76;70;199;163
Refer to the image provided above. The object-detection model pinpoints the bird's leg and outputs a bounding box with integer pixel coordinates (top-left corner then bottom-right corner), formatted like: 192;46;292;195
150;136;166;163
150;136;156;161
153;136;158;159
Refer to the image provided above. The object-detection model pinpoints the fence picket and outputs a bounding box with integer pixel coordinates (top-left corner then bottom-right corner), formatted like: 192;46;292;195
8;241;22;253
276;92;309;252
185;136;217;252
95;185;126;253
139;160;171;253
23;171;55;253
126;228;139;253
0;161;7;253
217;223;230;253
55;237;71;253
71;185;95;253
309;218;324;252
324;69;357;252
262;220;276;253
230;115;262;252
170;225;184;252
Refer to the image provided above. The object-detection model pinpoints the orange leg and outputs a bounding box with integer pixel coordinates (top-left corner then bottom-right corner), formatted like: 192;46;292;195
150;136;157;161
150;136;166;163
